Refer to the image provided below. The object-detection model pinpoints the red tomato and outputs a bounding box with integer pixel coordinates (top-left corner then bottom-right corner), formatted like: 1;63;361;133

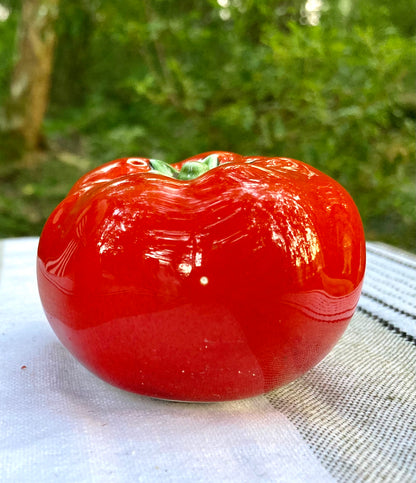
37;152;366;401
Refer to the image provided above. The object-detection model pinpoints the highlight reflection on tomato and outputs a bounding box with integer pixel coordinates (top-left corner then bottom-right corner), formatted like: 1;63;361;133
37;151;366;402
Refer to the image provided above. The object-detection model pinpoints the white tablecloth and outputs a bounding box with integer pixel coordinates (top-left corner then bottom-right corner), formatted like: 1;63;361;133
1;238;415;482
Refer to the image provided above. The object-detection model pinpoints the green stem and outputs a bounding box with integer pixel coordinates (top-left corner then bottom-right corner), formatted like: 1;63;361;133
149;154;220;180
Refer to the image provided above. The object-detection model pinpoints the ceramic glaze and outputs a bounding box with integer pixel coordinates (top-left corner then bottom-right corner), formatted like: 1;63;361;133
37;152;366;401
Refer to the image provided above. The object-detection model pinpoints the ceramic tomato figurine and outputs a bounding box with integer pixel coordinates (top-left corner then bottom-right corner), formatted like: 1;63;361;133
37;151;366;401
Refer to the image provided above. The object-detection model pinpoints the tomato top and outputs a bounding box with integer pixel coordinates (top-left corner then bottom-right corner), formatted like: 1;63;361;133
57;151;365;299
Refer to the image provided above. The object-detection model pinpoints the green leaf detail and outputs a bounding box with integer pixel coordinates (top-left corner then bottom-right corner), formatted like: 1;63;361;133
177;161;209;180
203;154;220;170
149;154;220;180
149;159;179;178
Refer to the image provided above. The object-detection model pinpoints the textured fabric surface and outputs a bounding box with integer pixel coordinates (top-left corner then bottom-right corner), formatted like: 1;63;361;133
268;242;416;482
268;310;416;482
359;242;416;338
1;237;415;482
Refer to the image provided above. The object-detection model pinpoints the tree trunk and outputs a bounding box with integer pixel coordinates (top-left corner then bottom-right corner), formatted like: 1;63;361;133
2;0;60;153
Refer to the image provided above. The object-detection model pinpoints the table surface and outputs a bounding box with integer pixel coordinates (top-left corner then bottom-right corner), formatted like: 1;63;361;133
0;238;415;482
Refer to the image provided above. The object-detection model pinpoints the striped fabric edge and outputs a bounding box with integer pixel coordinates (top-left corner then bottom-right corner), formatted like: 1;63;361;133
359;242;416;342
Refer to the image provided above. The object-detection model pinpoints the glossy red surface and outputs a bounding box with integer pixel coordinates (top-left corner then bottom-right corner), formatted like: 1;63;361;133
37;152;366;401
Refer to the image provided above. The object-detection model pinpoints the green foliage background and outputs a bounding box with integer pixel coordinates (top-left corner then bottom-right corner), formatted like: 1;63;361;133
0;0;415;250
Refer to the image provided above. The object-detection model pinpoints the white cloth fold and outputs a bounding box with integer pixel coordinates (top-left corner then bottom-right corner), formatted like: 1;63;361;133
1;237;334;482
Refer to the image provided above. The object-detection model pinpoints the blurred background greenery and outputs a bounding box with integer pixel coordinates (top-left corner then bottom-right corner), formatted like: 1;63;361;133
0;0;415;250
